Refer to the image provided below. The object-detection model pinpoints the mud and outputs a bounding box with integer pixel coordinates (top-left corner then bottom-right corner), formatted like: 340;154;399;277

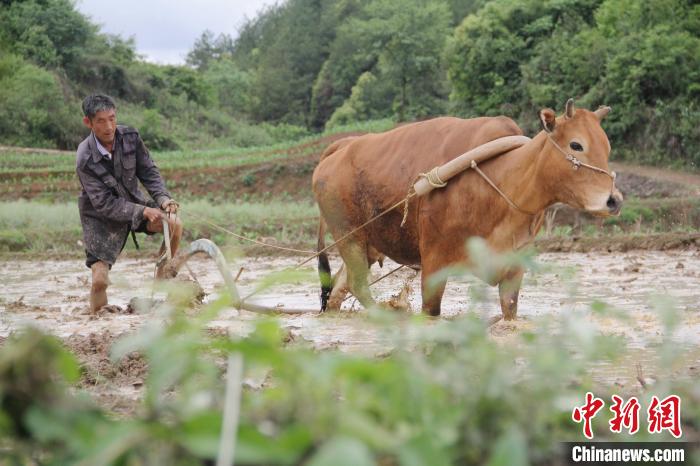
65;331;147;415
1;250;699;407
536;232;700;253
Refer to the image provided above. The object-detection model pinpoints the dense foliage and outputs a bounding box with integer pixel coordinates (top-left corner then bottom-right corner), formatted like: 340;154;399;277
0;0;310;150
447;0;700;164
0;0;698;165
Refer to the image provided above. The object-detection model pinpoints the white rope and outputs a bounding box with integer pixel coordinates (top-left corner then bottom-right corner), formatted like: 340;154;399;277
419;167;448;188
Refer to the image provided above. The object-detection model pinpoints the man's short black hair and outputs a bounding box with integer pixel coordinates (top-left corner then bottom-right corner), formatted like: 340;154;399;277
82;94;116;119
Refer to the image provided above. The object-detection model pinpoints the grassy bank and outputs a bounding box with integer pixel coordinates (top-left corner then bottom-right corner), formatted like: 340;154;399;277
2;199;699;258
0;200;319;256
0;119;394;175
0;119;394;204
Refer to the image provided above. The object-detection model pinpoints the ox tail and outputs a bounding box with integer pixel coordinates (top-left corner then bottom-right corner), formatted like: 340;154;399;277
316;137;357;311
317;217;332;311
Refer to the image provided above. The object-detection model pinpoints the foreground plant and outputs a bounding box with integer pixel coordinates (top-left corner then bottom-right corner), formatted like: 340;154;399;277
0;249;698;465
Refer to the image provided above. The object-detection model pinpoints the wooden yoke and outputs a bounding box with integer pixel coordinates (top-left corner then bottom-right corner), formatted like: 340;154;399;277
412;135;531;196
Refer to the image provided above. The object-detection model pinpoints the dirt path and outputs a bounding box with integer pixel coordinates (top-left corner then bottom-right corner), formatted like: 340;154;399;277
2;251;699;408
611;162;700;194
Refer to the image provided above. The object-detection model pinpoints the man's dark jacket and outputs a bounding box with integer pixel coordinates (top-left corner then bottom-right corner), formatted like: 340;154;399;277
76;125;171;265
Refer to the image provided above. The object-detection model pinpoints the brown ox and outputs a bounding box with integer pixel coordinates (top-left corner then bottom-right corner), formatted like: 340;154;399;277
313;100;623;319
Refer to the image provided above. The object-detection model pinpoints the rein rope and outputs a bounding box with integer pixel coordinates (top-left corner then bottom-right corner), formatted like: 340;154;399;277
469;160;537;216
184;209;316;255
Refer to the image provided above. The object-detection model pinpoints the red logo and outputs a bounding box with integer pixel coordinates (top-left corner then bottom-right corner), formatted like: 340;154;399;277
573;393;682;439
572;392;605;439
647;395;682;438
609;395;640;434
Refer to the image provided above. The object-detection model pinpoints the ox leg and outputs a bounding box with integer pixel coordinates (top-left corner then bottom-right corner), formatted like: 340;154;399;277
327;263;349;310
338;241;375;309
421;263;446;316
498;267;524;320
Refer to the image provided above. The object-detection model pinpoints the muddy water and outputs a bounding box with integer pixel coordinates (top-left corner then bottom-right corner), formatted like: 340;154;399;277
1;250;699;391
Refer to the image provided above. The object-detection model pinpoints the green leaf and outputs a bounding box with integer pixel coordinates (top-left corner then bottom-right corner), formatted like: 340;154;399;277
398;434;452;466
177;411;223;457
307;436;376;466
55;345;81;384
235;424;312;465
251;268;315;295
486;426;528;466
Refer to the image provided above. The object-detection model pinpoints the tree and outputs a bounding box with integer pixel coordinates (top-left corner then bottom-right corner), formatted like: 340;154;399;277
314;0;452;127
239;0;338;125
363;0;452;121
593;0;700;161
0;0;96;71
447;0;604;118
327;71;392;127
203;60;254;116
0;54;80;148
186;30;235;71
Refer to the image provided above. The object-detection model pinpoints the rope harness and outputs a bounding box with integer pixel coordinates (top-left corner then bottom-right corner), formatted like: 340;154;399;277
469;160;537;216
459;133;618;218
419;167;448;189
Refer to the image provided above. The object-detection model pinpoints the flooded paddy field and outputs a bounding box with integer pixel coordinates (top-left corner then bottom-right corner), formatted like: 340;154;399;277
1;250;699;411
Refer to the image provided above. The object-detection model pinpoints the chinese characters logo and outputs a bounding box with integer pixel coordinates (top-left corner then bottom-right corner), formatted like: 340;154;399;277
572;392;681;439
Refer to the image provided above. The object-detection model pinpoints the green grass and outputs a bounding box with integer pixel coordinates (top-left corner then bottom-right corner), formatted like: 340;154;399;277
0;200;319;255
0;200;81;230
3;198;698;256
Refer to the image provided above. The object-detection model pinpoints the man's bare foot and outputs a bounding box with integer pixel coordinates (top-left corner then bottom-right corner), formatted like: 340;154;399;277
90;304;127;317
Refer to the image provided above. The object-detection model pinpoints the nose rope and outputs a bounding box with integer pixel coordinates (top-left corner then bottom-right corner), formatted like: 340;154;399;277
545;133;617;195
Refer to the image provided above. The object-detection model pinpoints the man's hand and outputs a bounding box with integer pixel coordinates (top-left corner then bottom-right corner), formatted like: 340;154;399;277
143;206;163;223
161;199;179;214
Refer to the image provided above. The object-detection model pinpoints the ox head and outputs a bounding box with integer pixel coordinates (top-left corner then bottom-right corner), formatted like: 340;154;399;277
539;99;623;217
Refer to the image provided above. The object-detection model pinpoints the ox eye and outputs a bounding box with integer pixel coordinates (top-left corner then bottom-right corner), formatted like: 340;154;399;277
569;142;584;152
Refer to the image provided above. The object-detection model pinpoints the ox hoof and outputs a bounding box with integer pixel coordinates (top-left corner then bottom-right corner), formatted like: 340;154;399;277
325;298;344;312
155;261;178;280
488;315;503;326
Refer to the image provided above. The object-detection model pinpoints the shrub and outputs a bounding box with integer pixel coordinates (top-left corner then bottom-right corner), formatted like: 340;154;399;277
0;54;81;149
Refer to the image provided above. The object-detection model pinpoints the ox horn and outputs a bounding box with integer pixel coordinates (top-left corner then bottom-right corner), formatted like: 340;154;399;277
565;98;576;119
594;105;611;121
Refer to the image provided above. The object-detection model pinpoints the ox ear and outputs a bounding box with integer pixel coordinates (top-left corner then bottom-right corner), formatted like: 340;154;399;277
565;98;576;119
539;108;556;133
594;105;611;121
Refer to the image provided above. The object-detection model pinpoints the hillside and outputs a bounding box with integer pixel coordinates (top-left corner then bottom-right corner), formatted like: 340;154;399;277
1;124;699;256
1;0;699;168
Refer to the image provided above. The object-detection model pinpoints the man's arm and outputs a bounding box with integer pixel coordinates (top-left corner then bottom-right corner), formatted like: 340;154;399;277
77;163;145;228
134;135;172;209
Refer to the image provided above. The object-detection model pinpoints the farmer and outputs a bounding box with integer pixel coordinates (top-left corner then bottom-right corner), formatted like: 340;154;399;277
76;94;183;313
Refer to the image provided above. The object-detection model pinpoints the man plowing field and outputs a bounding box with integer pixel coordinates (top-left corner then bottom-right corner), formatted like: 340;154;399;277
76;94;183;314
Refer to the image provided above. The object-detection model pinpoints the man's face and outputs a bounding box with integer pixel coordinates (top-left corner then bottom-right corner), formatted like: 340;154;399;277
83;109;117;147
